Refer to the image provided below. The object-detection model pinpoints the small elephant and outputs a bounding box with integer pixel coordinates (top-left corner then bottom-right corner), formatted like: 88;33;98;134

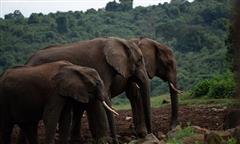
0;61;116;144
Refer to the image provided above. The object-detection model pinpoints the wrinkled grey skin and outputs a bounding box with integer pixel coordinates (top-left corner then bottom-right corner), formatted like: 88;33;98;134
0;61;110;144
26;37;150;143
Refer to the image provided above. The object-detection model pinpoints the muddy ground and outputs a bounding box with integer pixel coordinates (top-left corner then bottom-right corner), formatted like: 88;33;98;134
11;105;237;143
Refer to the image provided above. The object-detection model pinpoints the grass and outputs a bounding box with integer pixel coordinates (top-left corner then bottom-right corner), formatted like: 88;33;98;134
113;92;239;110
166;125;197;144
165;125;237;144
113;94;170;110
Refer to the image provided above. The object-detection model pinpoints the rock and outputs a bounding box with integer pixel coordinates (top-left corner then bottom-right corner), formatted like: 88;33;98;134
128;133;162;144
157;131;166;140
159;140;166;144
211;107;226;112
204;130;232;144
122;135;133;142
232;127;240;143
191;126;209;134
167;125;182;138
182;134;204;144
204;131;223;144
126;116;132;121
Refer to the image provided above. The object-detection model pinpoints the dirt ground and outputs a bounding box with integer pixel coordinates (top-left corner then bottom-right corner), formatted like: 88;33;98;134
11;105;237;143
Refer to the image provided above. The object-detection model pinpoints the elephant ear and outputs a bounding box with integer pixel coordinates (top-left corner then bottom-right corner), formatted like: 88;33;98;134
135;38;156;79
53;66;95;103
155;42;174;67
145;55;157;79
104;39;132;78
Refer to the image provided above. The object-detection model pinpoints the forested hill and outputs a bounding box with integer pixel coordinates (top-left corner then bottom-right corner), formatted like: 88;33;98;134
0;0;231;95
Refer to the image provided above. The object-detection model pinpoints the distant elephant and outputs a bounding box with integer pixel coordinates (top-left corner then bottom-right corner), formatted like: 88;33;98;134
130;37;181;128
26;37;150;143
0;61;116;144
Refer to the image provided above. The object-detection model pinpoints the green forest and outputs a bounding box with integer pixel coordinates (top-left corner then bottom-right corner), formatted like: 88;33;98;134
0;0;232;96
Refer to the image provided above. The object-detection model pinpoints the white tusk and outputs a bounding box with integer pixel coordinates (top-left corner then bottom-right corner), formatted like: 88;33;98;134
170;83;183;94
102;101;119;116
136;83;140;89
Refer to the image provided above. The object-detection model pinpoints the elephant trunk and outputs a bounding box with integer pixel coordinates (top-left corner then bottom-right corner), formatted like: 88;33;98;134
168;75;179;128
135;68;151;133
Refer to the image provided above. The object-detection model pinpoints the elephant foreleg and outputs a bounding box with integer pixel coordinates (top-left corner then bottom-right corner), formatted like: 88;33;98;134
58;100;73;144
19;122;38;144
43;97;65;144
126;82;147;138
106;109;119;144
86;100;108;144
16;129;27;144
69;103;85;144
1;122;13;144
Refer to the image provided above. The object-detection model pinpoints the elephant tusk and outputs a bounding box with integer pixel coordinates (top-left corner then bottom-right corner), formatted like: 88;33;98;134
135;83;140;89
102;101;119;116
170;83;183;94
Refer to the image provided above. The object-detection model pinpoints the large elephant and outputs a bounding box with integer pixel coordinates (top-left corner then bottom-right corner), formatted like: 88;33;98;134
0;61;115;144
130;37;181;128
26;37;150;143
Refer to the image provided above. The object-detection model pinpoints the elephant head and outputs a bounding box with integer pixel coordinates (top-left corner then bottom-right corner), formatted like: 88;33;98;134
52;65;118;115
131;37;180;128
104;37;151;132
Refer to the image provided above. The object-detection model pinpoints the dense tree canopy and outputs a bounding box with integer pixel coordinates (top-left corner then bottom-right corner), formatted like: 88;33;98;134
0;0;231;96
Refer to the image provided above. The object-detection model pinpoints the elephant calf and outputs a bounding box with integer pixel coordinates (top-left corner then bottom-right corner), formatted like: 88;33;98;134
0;60;117;144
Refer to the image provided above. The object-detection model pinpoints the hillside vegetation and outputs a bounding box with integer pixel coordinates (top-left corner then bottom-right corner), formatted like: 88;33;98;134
0;0;232;96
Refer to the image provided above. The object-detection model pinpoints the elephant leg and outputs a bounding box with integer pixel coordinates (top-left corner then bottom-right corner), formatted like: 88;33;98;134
69;103;85;144
43;97;65;144
126;82;147;138
19;122;38;144
104;97;119;144
86;100;108;144
58;101;73;144
16;129;27;144
1;122;13;144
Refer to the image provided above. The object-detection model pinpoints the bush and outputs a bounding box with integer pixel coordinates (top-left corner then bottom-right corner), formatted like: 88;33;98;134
167;125;196;143
191;80;212;97
191;72;235;98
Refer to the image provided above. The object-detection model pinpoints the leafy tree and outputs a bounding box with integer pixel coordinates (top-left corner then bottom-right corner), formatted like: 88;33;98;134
28;13;41;24
56;16;68;33
105;1;120;11
4;10;24;20
105;0;133;11
119;0;133;11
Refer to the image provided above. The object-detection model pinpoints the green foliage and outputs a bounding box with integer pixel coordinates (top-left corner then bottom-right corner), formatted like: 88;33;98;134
56;16;69;33
167;126;196;144
28;13;42;24
191;72;235;98
191;80;211;97
105;0;133;12
226;23;234;70
166;125;238;144
4;10;24;22
227;137;237;144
